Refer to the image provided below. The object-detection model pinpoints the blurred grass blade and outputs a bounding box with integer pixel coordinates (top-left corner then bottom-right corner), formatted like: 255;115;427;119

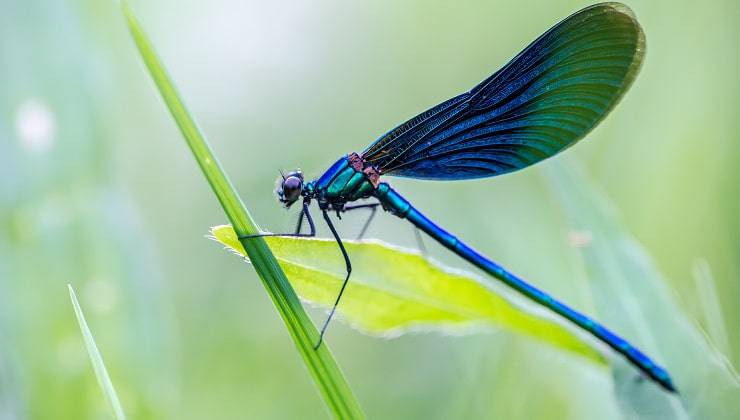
68;285;126;420
692;258;732;357
120;3;363;418
211;225;606;365
546;159;740;419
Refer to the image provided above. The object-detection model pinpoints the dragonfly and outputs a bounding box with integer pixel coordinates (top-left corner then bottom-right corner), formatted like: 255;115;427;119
244;2;676;392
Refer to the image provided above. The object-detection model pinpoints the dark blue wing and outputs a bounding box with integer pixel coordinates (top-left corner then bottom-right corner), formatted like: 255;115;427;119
361;3;645;180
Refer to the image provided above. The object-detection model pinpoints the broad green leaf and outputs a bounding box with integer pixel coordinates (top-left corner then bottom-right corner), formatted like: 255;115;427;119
546;159;740;419
68;285;126;420
211;225;606;365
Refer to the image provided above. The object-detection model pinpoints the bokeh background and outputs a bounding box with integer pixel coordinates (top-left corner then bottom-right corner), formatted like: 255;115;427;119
2;0;739;418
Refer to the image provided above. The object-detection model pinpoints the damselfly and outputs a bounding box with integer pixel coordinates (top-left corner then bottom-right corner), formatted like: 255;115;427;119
244;2;675;392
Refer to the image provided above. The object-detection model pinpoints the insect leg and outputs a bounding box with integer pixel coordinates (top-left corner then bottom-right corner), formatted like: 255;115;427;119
413;227;428;257
343;202;380;239
314;209;352;349
239;200;316;239
294;206;305;234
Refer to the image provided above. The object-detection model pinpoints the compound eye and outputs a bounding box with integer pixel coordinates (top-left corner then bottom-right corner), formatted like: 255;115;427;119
282;176;303;202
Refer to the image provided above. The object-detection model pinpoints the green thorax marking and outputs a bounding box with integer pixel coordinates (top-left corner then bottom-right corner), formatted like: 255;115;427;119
311;154;376;205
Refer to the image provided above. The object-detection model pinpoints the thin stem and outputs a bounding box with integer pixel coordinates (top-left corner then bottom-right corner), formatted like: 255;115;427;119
121;3;363;418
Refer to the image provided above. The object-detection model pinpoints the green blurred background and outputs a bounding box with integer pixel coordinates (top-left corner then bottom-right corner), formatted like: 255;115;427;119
1;0;738;418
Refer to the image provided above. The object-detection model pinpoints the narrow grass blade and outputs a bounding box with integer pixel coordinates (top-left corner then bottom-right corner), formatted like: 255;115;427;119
68;284;126;420
120;4;363;418
692;258;732;357
211;225;606;365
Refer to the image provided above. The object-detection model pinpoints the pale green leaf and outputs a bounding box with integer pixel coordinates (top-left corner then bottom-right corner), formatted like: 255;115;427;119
211;225;606;365
546;159;740;419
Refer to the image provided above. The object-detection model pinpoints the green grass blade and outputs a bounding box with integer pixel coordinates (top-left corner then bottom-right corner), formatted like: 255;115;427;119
692;258;732;357
120;4;363;418
68;285;126;420
211;225;606;365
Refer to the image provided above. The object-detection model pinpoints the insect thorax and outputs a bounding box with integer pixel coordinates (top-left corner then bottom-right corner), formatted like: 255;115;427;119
311;153;378;208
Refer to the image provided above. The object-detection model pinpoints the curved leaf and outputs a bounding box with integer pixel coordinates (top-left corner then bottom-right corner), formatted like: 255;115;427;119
211;225;606;365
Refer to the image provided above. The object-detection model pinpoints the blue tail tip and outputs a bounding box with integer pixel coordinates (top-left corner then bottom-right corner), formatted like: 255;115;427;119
654;370;678;394
664;378;678;394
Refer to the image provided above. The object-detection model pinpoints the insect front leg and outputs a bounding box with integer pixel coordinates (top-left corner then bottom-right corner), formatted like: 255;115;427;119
239;199;316;240
294;206;304;234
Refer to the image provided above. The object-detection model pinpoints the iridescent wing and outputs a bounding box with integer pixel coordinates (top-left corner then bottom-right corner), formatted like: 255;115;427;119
362;3;645;180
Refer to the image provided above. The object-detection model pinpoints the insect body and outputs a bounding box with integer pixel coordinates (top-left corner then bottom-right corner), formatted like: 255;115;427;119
248;2;677;393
